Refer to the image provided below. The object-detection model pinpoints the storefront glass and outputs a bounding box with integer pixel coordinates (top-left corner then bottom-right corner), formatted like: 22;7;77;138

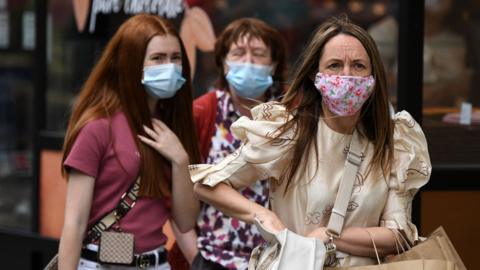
422;0;480;167
0;0;35;231
0;0;402;232
45;0;400;132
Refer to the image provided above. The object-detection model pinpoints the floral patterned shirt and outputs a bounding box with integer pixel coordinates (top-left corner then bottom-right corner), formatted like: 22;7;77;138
197;90;269;270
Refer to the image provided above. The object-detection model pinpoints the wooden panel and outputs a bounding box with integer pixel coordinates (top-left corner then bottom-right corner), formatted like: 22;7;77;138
39;150;66;238
421;191;480;270
423;119;480;166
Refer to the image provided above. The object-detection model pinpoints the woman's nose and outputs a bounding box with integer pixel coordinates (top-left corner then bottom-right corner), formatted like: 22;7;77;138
340;66;352;76
244;52;254;64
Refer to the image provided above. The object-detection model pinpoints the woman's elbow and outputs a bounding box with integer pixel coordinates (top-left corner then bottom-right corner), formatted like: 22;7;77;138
177;221;195;233
193;182;210;201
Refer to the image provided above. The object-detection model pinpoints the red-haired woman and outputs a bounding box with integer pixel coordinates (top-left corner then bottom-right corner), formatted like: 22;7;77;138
58;14;200;270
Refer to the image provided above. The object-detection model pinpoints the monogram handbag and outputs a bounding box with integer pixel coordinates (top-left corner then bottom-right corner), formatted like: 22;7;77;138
43;178;141;270
98;231;135;265
248;130;365;270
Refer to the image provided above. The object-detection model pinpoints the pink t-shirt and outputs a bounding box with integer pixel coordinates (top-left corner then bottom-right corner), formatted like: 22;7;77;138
64;111;169;253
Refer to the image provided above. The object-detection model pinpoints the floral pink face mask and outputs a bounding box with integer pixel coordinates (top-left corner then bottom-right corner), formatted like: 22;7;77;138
314;72;375;116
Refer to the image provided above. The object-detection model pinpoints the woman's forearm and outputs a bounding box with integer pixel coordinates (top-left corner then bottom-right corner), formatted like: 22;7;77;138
171;160;199;232
194;182;266;223
58;223;85;270
58;171;94;269
170;221;198;264
335;227;397;257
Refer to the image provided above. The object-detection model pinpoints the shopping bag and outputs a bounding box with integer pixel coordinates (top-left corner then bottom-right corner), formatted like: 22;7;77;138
385;227;466;270
325;226;465;270
326;259;457;270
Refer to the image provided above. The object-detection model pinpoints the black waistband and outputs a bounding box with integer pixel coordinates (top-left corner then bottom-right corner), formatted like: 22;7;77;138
80;247;167;268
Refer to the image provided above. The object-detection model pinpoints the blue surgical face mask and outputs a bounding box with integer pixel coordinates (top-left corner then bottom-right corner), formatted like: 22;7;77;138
225;61;274;99
141;63;186;99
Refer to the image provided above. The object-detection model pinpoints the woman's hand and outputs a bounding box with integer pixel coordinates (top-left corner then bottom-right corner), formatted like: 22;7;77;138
138;118;189;166
306;227;329;242
140;119;197;231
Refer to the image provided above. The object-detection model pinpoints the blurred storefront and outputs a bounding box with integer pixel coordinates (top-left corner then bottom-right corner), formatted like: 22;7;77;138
0;0;478;269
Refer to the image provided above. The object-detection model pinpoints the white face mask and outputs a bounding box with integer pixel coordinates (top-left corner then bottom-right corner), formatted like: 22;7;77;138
141;63;186;99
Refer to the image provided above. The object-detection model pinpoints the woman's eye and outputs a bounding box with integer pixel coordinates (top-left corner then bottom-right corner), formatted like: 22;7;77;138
230;49;245;57
151;55;165;61
354;63;366;69
328;63;341;69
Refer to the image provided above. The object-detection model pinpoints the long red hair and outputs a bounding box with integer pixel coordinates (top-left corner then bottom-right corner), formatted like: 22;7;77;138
62;14;201;198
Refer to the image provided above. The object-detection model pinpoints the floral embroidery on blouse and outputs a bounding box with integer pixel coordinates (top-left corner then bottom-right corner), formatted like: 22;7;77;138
197;90;269;270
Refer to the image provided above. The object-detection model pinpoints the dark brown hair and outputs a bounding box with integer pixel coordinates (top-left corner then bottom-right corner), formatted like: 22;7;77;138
278;17;394;194
62;14;201;198
214;17;287;98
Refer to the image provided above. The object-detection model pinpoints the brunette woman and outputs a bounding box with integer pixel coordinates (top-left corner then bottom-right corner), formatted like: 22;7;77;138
192;17;431;267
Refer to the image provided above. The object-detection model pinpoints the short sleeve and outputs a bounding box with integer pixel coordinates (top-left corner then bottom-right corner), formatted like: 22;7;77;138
380;111;432;244
63;119;109;178
190;102;295;189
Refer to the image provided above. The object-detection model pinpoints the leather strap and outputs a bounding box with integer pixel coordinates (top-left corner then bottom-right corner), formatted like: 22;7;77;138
326;130;363;237
84;177;141;244
80;247;167;267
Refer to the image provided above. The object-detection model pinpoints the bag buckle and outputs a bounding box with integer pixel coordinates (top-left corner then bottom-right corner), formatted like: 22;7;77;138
85;227;102;242
116;192;136;218
347;151;362;166
324;233;339;267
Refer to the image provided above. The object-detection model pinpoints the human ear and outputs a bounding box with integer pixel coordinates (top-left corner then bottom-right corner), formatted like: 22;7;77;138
271;62;277;75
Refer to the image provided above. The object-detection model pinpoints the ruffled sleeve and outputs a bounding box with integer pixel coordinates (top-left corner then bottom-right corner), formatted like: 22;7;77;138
190;102;295;189
380;111;432;244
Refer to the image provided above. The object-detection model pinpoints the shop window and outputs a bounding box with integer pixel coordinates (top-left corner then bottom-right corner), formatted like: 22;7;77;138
0;0;35;231
422;0;480;167
45;0;400;133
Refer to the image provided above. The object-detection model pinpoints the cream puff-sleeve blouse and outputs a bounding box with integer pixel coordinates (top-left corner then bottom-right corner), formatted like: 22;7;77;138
190;102;431;265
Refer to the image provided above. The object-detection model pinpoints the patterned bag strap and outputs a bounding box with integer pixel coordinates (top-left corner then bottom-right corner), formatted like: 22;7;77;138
83;177;141;244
